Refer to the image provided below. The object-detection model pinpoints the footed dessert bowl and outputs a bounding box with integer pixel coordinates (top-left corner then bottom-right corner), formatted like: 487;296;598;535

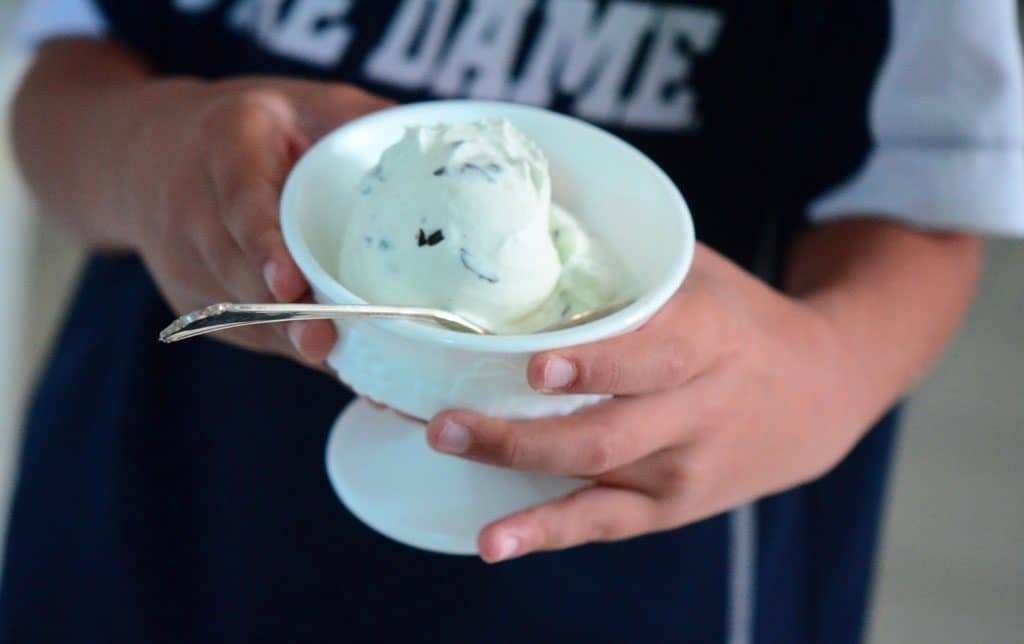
280;100;694;554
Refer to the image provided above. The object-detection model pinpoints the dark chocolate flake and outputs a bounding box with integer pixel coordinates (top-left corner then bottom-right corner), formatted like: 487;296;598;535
378;239;392;251
417;228;445;247
363;235;373;247
459;248;499;283
433;166;446;176
426;229;444;246
486;163;503;173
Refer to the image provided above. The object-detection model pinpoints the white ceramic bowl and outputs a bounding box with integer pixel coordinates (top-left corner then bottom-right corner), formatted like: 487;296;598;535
281;100;694;421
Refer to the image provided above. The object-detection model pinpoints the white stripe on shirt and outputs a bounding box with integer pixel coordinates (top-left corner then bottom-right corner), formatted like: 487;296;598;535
728;503;757;644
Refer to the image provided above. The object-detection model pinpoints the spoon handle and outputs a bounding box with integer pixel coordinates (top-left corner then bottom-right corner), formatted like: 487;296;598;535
158;303;488;343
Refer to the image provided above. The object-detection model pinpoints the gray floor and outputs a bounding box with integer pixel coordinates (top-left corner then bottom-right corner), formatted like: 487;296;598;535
867;239;1024;643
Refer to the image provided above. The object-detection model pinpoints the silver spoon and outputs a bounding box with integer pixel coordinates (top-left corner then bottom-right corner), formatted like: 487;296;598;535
158;300;634;343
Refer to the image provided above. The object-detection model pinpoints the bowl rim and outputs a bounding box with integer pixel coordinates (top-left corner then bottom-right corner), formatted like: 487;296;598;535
280;99;694;354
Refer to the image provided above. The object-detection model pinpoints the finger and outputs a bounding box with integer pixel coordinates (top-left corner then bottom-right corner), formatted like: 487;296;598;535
286;319;337;366
598;446;756;531
217;324;298;360
293;82;395;141
528;290;732;395
477;486;662;563
426;390;699;476
190;206;311;360
213;169;307;305
596;446;692;498
206;91;309;304
195;219;272;304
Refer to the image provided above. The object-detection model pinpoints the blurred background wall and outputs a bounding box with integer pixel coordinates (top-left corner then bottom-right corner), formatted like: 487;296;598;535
0;1;1021;641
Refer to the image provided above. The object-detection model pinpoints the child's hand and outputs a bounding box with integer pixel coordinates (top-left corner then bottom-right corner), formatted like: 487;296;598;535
125;79;391;364
425;244;860;562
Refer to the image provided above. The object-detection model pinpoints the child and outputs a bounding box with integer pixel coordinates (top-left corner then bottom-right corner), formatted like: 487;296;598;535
4;1;1022;642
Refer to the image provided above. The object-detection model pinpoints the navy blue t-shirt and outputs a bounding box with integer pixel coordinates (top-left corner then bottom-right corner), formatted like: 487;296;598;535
3;2;911;642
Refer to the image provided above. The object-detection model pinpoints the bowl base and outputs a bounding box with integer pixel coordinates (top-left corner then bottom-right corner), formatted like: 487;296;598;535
326;398;586;555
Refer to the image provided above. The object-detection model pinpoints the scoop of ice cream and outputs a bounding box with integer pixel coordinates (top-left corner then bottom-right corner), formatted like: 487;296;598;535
504;204;622;333
339;120;563;331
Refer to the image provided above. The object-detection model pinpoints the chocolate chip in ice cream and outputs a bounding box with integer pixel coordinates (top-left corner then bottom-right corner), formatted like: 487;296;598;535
417;228;445;247
459;248;499;283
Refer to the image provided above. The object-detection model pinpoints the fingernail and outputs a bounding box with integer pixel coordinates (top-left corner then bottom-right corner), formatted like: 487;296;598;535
435;420;471;454
263;261;280;299
288;322;305;356
492;534;520;562
542;356;577;391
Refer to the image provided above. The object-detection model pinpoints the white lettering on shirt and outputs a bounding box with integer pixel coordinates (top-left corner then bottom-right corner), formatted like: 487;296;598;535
431;0;535;98
364;0;460;90
622;6;722;129
229;0;354;68
512;1;657;124
198;0;726;132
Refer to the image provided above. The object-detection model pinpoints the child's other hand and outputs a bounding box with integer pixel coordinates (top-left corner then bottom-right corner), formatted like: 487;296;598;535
425;244;859;562
126;78;391;365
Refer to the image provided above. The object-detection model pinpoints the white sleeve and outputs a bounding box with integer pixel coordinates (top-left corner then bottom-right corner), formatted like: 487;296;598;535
809;0;1024;237
15;0;108;47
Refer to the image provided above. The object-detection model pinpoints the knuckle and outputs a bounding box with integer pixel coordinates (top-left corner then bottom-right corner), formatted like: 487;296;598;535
497;428;526;468
232;90;282;122
583;355;623;393
589;514;621;543
207;90;285;140
239;223;279;261
221;178;266;216
581;426;620;474
657;451;691;493
692;384;730;436
532;518;557;551
661;336;694;385
224;190;271;235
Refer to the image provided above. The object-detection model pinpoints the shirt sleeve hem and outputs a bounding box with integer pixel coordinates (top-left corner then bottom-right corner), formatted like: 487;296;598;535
808;146;1024;237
